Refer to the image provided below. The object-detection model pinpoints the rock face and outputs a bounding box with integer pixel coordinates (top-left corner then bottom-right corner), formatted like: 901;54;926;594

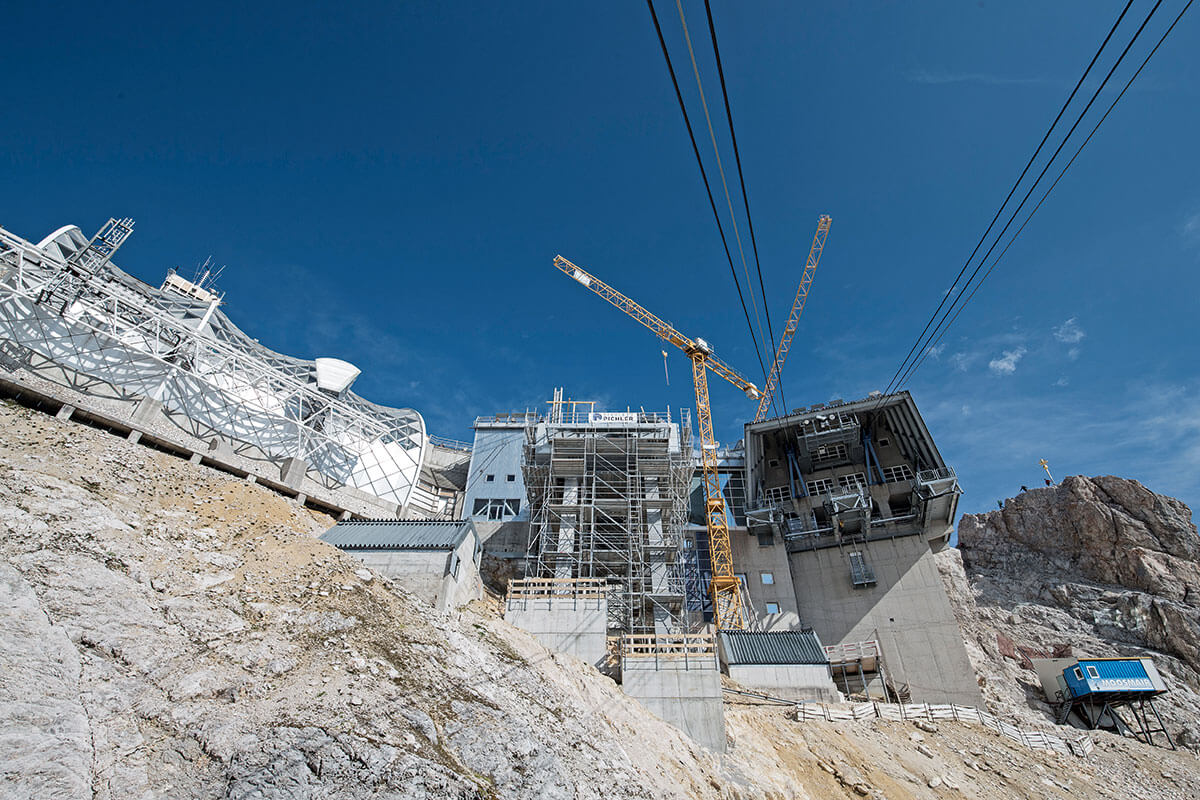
940;476;1200;748
3;399;1200;800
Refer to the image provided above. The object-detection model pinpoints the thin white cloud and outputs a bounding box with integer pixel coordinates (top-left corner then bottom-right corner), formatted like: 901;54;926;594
988;347;1026;375
950;351;979;372
1068;347;1080;360
1054;376;1069;387
1182;210;1200;239
926;343;946;360
1053;317;1085;344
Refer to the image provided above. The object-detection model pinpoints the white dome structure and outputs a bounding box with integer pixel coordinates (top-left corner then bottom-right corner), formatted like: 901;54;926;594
0;219;428;513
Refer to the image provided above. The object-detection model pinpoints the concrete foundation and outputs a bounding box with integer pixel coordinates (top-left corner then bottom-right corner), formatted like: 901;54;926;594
504;594;608;668
0;367;401;520
621;647;726;752
725;664;841;703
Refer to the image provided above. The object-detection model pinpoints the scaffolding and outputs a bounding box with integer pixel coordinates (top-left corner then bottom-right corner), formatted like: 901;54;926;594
522;395;695;635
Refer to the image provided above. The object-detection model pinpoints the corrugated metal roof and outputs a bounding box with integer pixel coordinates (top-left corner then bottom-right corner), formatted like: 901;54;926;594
719;630;828;665
320;519;475;550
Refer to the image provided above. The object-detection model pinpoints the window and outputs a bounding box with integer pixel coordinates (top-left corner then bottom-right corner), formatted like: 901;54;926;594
768;458;781;468
765;486;791;505
1086;665;1100;679
764;602;780;615
448;552;461;580
882;464;915;483
838;473;867;493
506;474;516;482
471;498;521;521
1073;667;1084;681
760;572;775;585
878;437;891;447
812;442;848;466
806;477;834;496
485;474;495;482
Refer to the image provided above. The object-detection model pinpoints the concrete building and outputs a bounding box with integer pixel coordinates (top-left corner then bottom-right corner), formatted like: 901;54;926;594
521;392;694;635
718;630;840;703
730;391;981;706
321;519;482;613
465;411;537;588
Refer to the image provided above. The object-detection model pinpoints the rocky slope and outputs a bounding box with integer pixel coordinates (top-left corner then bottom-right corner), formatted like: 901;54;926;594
2;399;1198;799
938;476;1200;749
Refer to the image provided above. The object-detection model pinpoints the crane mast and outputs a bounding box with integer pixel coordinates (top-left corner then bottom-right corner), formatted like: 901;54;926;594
553;255;757;629
753;215;831;423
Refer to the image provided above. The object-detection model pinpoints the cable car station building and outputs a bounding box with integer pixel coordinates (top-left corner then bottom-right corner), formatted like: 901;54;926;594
729;390;982;706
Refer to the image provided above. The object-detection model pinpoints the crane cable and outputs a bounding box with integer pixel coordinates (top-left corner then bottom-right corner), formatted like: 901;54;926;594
701;0;786;417
645;0;775;404
897;0;1194;389
889;0;1168;393
875;0;1138;402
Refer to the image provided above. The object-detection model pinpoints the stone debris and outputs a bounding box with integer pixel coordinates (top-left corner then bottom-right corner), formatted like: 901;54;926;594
1;400;1199;800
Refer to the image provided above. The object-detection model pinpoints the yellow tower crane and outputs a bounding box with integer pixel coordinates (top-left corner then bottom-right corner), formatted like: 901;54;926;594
553;255;759;630
753;215;832;423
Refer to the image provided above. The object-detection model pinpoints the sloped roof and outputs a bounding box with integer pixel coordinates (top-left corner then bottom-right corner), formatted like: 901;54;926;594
719;630;828;665
321;519;475;550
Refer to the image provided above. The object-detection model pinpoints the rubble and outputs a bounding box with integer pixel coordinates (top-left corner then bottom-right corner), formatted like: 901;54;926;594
2;400;1198;799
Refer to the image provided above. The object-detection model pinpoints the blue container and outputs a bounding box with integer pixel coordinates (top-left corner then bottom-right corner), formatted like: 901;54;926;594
1062;658;1157;697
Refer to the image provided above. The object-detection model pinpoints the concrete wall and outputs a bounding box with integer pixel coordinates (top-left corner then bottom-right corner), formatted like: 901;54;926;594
341;535;481;614
725;664;842;703
621;657;726;752
729;527;801;631
787;535;983;706
504;596;607;668
464;426;528;522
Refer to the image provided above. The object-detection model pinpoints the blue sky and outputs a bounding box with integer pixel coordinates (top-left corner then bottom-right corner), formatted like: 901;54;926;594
3;1;1197;519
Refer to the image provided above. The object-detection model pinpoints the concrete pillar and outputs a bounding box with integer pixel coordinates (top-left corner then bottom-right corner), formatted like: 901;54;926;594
126;430;142;444
131;396;164;426
338;510;352;521
56;404;75;421
245;474;258;485
208;438;235;461
189;452;203;464
279;457;307;489
295;493;307;505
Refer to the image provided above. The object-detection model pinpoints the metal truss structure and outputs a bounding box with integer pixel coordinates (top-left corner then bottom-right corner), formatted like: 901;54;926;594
0;220;427;511
522;400;695;634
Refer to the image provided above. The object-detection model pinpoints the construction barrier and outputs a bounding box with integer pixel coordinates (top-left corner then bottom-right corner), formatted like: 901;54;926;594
791;702;1094;758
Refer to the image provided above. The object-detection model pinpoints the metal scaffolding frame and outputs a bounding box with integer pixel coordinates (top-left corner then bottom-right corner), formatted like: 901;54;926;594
522;405;695;635
0;221;429;512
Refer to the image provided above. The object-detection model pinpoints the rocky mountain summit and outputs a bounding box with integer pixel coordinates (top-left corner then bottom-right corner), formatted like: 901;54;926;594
939;475;1200;748
2;400;1198;799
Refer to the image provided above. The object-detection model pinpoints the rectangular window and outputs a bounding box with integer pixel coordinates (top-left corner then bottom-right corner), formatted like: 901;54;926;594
768;458;780;468
764;602;780;615
485;474;495;482
765;486;790;505
882;464;915;483
449;552;461;580
506;474;516;482
878;437;891;447
812;442;848;466
838;473;867;493
760;572;775;585
1073;667;1084;681
806;477;834;496
472;498;520;520
1086;665;1100;679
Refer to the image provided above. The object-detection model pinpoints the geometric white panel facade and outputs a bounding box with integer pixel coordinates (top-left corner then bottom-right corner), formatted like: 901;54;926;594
0;221;426;510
